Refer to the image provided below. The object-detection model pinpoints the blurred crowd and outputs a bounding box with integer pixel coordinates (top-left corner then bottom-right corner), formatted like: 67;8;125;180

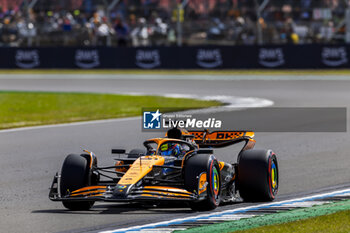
1;0;350;47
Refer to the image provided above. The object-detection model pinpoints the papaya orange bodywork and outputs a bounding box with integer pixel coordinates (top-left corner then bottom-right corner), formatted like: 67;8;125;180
70;190;105;197
69;186;107;197
71;186;107;193
143;186;192;194
118;155;165;185
198;172;207;194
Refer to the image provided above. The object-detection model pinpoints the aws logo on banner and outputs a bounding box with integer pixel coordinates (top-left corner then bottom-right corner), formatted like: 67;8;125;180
322;47;348;67
196;49;223;68
259;48;285;68
75;50;100;69
135;50;161;69
15;50;40;68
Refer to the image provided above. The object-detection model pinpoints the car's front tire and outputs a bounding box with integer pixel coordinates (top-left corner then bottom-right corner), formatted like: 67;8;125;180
60;154;95;210
185;154;221;211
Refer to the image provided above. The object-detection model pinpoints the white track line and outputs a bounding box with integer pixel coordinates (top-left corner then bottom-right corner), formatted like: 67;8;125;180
99;188;350;233
200;214;255;221
164;94;274;109
282;201;329;208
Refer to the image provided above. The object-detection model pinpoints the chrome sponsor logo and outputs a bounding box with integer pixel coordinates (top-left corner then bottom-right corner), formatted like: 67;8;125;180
196;49;223;68
75;50;100;68
259;48;285;67
136;50;161;69
15;50;40;68
322;47;348;67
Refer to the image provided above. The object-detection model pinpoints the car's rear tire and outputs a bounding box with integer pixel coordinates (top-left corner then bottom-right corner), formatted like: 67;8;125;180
184;154;221;211
238;150;278;202
128;149;146;158
60;154;95;210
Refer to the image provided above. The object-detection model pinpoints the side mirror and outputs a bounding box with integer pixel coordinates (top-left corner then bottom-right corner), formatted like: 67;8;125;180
111;149;126;154
197;149;214;154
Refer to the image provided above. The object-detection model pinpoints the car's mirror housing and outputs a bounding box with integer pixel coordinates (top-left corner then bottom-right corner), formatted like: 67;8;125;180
111;149;126;154
197;149;214;154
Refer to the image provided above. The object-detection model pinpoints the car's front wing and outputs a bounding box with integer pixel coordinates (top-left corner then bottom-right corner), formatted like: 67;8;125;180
49;174;199;203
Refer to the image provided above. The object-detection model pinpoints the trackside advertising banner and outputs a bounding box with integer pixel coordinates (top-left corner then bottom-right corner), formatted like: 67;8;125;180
1;44;350;69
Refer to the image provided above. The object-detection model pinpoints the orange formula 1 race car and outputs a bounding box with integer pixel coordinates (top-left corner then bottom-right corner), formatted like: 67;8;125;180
49;128;279;211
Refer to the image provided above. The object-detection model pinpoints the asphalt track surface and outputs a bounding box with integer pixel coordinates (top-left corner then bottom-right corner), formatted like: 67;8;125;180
1;75;350;233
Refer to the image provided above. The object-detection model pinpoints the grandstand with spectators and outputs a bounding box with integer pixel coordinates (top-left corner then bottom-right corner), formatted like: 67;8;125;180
0;0;349;47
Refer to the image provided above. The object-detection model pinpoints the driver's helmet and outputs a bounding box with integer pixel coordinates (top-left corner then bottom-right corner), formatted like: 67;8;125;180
160;143;183;157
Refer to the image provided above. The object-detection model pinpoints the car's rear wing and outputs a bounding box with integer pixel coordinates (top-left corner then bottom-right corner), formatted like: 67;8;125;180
188;130;255;149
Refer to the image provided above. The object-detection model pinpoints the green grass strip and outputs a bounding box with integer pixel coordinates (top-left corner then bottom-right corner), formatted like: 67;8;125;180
0;91;221;130
235;209;350;233
1;69;350;75
178;199;350;233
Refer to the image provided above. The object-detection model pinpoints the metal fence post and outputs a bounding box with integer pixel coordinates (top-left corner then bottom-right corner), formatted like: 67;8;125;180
106;0;121;47
176;0;189;47
256;0;270;45
346;8;350;43
177;4;182;46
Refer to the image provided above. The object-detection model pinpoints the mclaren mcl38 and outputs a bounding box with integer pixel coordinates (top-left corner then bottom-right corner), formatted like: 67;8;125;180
49;128;278;211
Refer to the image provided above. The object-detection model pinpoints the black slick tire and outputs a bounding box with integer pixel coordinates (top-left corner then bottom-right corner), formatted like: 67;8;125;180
238;149;278;202
60;154;95;210
185;154;221;211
